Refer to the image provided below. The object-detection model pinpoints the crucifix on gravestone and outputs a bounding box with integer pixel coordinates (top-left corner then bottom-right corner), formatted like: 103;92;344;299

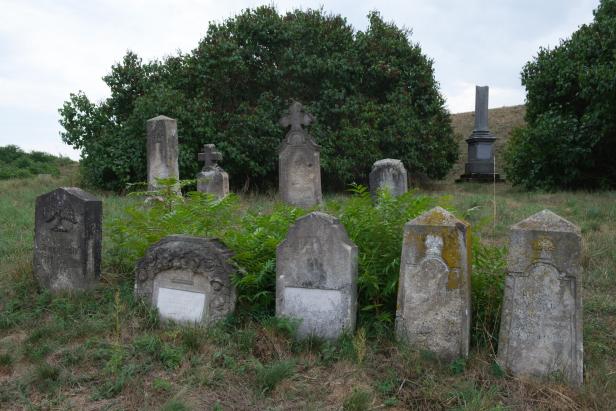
196;143;229;198
198;144;223;171
279;101;314;132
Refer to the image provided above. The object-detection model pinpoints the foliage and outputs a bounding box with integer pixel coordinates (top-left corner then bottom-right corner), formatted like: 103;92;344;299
505;0;616;189
59;7;457;192
0;145;72;180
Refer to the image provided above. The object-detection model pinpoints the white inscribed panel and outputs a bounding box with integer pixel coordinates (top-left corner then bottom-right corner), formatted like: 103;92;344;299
156;287;206;323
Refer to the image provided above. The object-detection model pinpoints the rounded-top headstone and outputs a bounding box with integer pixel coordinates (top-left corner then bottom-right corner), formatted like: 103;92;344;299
369;159;408;198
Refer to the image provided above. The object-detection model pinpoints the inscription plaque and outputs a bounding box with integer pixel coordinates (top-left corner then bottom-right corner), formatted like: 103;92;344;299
156;287;206;323
283;288;344;339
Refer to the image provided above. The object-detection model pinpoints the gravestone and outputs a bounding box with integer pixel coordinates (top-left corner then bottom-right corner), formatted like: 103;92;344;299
369;159;408;198
278;102;322;207
196;144;229;198
135;235;236;324
395;207;471;359
276;212;357;339
147;115;179;191
498;210;583;386
34;187;102;292
457;86;503;182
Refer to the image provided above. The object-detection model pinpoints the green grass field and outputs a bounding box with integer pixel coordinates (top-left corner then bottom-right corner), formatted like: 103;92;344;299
1;164;615;410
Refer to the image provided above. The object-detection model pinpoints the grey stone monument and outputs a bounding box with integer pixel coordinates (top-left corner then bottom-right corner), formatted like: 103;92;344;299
498;210;583;386
395;207;471;359
369;159;408;198
135;235;236;324
147;115;179;191
196;144;229;198
34;187;102;292
276;212;357;339
457;86;503;182
278;102;322;207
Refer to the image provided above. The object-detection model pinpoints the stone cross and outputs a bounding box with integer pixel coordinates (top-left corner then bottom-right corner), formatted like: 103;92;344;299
497;210;583;386
474;86;489;132
279;101;314;131
198;144;222;170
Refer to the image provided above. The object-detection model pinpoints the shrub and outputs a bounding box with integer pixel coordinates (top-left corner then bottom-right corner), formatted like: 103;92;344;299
59;7;457;192
0;145;72;180
505;0;616;189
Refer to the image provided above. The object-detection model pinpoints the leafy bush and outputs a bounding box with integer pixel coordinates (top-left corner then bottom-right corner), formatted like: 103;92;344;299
59;7;457;192
505;0;616;189
0;145;72;180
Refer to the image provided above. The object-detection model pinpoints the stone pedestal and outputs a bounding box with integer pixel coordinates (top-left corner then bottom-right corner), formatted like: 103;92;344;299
457;86;504;183
395;207;471;359
276;212;357;339
34;187;102;292
369;159;408;198
196;144;229;198
278;102;322;207
135;235;236;324
147;115;179;191
497;210;583;386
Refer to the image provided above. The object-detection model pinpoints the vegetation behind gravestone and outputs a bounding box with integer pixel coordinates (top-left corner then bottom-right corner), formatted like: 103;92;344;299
109;180;506;345
58;7;458;192
0;145;73;180
504;0;616;190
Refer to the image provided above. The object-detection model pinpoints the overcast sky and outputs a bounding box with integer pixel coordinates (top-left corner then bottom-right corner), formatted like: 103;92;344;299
0;0;600;159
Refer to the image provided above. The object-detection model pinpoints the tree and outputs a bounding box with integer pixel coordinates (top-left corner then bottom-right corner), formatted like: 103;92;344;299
505;0;616;190
60;7;457;192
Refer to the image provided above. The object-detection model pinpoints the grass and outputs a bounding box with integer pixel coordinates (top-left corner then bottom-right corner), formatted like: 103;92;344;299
1;158;615;409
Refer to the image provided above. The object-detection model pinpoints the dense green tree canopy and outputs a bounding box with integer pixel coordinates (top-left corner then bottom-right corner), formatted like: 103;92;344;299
60;7;457;192
505;0;616;190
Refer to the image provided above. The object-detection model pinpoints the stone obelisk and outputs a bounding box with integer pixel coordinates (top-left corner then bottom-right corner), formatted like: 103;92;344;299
457;86;503;182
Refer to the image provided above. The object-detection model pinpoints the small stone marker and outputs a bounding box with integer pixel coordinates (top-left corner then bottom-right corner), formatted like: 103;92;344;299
369;159;408;198
147;115;179;191
196;144;229;198
498;210;583;386
276;212;357;339
135;235;236;324
395;206;471;359
34;187;102;292
278;101;322;207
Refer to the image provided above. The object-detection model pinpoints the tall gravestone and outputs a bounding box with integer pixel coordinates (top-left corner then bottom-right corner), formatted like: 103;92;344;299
369;159;408;198
196;144;229;198
135;235;236;324
457;86;503;182
498;210;583;386
276;212;357;339
395;207;471;359
147;115;179;191
34;187;102;292
278;102;322;207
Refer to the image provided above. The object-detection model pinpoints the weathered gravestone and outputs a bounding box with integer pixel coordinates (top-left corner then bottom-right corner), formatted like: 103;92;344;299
276;212;357;339
498;210;583;386
147;115;179;191
135;235;236;324
369;159;408;198
196;144;229;198
34;187;102;292
278;102;322;207
395;207;471;359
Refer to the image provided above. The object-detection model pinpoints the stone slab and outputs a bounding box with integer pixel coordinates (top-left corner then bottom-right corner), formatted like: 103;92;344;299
369;158;408;198
147;115;179;191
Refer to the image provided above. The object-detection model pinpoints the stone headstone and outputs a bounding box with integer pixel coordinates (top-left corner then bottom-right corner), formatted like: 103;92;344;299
34;187;102;292
498;210;583;386
147;115;179;191
135;235;236;324
196;144;229;198
395;207;471;359
278;102;322;207
276;212;357;339
369;159;408;198
457;86;503;183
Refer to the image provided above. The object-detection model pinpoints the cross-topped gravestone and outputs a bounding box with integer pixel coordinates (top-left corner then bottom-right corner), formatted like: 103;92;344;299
198;144;223;170
196;143;229;198
278;101;322;207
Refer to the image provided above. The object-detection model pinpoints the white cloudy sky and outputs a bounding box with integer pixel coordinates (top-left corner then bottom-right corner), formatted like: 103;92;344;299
0;0;600;159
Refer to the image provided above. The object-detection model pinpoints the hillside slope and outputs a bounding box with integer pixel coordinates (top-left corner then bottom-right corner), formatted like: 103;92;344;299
446;105;526;182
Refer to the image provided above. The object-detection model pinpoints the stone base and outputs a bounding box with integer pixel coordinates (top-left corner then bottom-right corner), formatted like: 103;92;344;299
456;173;505;183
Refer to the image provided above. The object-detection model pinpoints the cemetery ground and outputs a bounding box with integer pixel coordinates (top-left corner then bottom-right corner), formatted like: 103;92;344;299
1;168;615;410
